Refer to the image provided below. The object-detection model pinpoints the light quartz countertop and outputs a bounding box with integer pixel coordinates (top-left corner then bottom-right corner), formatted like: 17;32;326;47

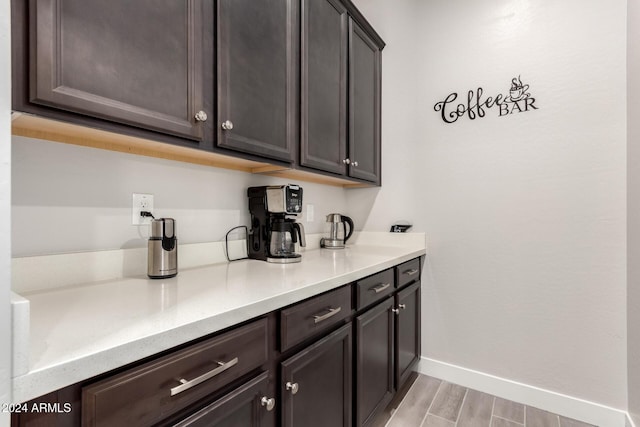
11;232;426;404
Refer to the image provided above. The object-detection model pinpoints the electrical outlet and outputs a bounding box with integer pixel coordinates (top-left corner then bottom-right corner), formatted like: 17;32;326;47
132;193;154;225
306;204;314;222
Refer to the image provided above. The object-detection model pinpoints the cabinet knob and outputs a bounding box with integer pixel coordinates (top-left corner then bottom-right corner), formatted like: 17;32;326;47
221;120;234;130
261;396;276;411
392;308;400;315
342;158;351;165
286;381;299;395
194;110;208;122
352;161;359;167
399;304;406;310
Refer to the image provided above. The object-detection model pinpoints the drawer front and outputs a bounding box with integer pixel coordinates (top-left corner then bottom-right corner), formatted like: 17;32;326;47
356;268;395;310
280;285;352;352
396;258;420;288
82;318;269;427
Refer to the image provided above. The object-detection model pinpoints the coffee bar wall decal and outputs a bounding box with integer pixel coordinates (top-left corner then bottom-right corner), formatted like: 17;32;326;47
434;76;538;124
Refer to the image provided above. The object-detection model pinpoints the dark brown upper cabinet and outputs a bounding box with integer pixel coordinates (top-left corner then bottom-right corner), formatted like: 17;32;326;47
300;2;383;185
216;0;298;163
17;0;212;144
348;18;382;184
300;0;348;175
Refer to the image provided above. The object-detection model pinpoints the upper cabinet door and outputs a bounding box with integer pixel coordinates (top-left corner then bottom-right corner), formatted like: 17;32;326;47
28;0;209;142
300;0;348;175
217;0;297;162
348;19;382;184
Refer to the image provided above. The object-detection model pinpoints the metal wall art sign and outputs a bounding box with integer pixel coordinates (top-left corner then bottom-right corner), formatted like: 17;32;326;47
434;76;538;124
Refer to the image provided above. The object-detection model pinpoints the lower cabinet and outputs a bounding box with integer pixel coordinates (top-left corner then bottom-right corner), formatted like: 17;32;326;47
280;324;352;427
172;372;275;427
355;297;394;427
395;281;421;389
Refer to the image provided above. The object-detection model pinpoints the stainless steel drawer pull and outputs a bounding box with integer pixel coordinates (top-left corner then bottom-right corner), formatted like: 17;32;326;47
370;283;391;294
313;307;342;324
404;268;419;276
170;357;239;396
261;396;276;411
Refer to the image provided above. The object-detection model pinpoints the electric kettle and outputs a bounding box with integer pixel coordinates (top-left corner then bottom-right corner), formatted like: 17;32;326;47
320;213;354;249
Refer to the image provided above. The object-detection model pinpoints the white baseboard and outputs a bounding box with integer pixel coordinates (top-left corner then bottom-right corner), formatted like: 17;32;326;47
418;357;627;427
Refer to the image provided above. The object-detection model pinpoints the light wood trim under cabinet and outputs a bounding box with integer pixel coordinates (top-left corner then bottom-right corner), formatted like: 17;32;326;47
11;114;369;188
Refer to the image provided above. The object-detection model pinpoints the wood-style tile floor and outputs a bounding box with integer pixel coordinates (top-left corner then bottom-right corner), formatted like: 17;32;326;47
384;374;595;427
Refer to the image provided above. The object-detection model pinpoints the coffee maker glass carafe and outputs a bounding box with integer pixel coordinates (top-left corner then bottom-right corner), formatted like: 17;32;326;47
269;219;306;259
320;213;354;249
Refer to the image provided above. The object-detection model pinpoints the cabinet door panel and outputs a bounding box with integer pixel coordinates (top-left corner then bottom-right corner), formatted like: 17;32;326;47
281;324;352;427
217;0;297;162
356;297;394;426
395;282;421;389
300;0;347;174
173;372;273;427
29;0;208;141
348;19;381;183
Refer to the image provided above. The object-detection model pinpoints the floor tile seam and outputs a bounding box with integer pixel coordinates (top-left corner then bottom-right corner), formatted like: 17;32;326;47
420;380;445;427
490;396;496;427
492;414;525;426
453;387;469;426
427;412;457;425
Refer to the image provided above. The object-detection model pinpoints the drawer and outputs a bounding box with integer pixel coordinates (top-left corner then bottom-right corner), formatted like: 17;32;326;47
396;258;421;288
81;318;269;427
355;268;395;310
280;285;352;352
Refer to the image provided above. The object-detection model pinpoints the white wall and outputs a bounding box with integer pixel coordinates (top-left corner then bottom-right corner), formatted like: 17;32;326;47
628;0;640;423
355;0;628;409
1;0;11;423
12;137;350;256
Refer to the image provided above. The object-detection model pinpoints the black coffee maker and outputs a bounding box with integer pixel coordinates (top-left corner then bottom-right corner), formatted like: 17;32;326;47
247;185;306;263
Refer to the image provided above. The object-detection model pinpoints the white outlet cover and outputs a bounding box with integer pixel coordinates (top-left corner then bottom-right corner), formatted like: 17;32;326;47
132;193;154;225
306;204;314;222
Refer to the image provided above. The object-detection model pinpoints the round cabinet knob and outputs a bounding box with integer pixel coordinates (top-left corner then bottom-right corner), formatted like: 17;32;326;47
352;161;359;167
221;120;234;130
392;308;400;315
342;158;351;165
286;382;299;395
399;304;406;310
194;110;208;122
261;396;276;411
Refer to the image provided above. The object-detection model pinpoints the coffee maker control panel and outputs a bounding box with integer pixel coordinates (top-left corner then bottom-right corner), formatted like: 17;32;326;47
264;184;303;215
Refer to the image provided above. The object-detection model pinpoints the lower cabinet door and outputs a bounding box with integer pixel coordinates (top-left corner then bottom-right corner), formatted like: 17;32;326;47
355;297;394;427
395;281;421;389
281;323;352;427
173;372;275;427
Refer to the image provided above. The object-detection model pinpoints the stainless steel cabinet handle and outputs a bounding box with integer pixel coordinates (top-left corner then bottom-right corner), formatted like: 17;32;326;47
261;396;276;411
313;307;342;324
370;283;391;294
286;382;299;394
392;308;400;315
170;357;239;396
194;110;208;122
405;268;419;276
342;158;351;165
352;161;359;167
399;304;406;310
221;120;234;130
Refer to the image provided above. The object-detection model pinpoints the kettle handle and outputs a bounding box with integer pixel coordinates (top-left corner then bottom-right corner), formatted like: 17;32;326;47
342;216;354;244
